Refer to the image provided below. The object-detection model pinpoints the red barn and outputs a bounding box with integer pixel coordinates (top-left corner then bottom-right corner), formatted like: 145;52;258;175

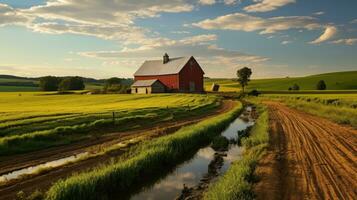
132;54;204;93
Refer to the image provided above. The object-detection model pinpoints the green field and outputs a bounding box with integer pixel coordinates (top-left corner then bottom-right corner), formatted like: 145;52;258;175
0;93;219;156
205;71;357;92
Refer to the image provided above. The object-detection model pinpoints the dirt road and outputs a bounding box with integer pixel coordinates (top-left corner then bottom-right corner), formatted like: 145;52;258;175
0;100;236;200
254;102;357;200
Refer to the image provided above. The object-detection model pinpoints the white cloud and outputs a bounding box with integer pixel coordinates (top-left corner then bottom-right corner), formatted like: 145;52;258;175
199;0;216;5
313;11;325;16
310;25;337;44
350;19;357;24
0;3;31;26
281;40;292;45
224;0;238;5
24;0;194;26
192;13;321;34
243;0;295;13
330;38;357;45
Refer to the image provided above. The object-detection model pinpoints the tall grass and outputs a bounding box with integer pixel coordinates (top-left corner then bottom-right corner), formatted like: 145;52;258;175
204;107;269;200
45;102;243;200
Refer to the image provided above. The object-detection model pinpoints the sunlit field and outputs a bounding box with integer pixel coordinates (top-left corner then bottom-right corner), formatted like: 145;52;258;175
0;92;219;155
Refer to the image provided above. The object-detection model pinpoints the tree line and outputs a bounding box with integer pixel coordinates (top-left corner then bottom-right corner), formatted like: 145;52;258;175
39;76;85;91
39;76;132;93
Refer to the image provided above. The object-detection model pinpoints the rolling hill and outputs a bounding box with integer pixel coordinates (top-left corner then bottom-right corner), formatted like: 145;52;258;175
204;71;357;92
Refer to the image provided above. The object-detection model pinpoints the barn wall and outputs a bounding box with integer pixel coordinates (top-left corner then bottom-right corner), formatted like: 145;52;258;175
135;74;179;91
178;58;204;92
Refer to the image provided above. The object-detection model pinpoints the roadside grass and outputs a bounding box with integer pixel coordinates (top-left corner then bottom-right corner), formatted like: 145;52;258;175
0;93;219;156
262;94;357;127
44;101;242;200
204;106;269;200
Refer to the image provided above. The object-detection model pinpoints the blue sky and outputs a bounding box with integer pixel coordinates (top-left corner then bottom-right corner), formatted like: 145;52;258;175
0;0;356;78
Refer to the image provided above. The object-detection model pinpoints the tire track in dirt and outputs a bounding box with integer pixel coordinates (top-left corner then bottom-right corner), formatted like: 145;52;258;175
254;101;357;200
0;100;236;200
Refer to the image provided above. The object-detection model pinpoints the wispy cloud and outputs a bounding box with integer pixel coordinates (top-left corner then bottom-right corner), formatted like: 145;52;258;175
330;38;357;45
281;40;292;45
243;0;295;13
310;25;337;44
0;3;31;26
199;0;216;5
192;13;321;34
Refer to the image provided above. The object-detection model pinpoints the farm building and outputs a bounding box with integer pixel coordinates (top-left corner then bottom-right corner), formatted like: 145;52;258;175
131;79;166;94
132;53;204;93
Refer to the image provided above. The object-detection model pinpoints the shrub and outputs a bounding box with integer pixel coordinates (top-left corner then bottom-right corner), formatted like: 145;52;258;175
316;80;327;90
292;83;300;91
211;136;229;151
39;76;60;91
58;77;85;91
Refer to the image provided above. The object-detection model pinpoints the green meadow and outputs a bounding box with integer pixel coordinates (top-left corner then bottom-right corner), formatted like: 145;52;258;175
205;71;357;92
0;92;219;156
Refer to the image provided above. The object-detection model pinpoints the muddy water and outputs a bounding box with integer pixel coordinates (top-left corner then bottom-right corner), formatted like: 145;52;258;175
0;152;88;183
131;107;255;200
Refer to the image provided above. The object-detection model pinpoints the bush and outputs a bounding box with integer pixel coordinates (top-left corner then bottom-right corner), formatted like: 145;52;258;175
211;136;229;151
316;80;327;90
248;89;260;96
58;77;85;91
39;76;60;91
292;83;300;91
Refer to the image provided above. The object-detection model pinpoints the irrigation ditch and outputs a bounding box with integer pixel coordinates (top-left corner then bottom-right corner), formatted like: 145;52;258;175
127;105;257;200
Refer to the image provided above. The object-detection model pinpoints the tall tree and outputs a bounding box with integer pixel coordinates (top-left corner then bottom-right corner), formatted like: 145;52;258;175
39;76;60;91
236;67;252;93
58;77;85;91
316;80;327;90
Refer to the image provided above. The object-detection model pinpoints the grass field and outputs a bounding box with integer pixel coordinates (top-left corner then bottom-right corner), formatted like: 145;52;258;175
205;71;357;92
0;93;219;156
45;102;242;200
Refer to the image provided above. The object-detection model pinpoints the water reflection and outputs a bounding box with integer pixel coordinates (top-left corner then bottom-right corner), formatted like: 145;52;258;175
131;106;255;200
0;152;88;183
131;147;215;200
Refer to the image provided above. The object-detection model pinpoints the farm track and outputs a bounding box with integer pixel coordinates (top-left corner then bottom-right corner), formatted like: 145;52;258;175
0;100;236;200
254;101;357;200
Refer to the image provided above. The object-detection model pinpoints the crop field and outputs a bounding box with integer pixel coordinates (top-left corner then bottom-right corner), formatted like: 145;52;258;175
0;92;219;156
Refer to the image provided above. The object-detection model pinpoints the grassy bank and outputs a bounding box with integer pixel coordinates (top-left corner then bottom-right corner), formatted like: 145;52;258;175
262;94;357;127
204;106;269;200
44;101;242;200
0;93;219;156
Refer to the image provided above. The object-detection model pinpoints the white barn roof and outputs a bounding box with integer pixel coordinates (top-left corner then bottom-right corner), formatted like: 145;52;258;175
134;57;192;76
131;79;161;87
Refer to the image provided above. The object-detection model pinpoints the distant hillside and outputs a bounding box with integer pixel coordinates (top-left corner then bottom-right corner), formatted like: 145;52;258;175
205;71;357;92
0;75;133;92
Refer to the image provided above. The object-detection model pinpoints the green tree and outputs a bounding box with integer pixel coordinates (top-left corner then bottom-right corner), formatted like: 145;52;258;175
292;83;300;91
104;77;129;93
58;77;85;91
316;80;327;90
39;76;60;91
236;67;252;93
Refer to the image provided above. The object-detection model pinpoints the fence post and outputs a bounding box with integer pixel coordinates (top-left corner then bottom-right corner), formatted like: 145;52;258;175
112;112;115;124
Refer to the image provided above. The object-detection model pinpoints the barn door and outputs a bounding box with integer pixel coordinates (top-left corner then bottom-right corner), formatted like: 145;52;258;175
189;81;195;92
